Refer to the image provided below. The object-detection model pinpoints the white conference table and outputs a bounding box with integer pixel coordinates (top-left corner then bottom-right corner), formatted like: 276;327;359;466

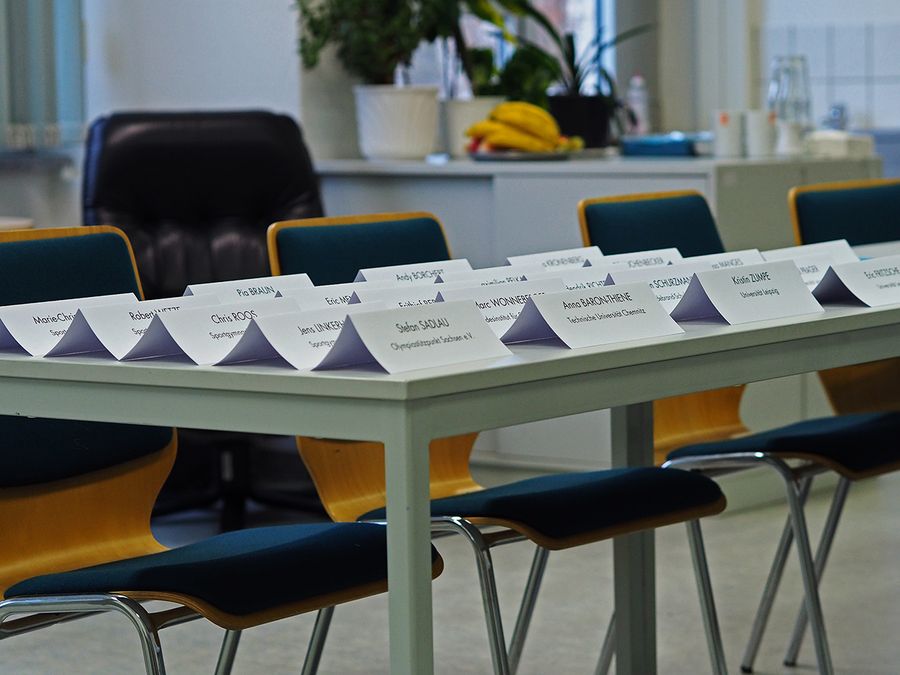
1;303;899;674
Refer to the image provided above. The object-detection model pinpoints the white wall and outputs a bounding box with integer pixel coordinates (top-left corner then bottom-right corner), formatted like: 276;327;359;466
82;0;301;119
761;0;900;26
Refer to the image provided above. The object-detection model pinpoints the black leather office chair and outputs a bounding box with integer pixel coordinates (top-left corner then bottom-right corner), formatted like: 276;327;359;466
82;110;325;529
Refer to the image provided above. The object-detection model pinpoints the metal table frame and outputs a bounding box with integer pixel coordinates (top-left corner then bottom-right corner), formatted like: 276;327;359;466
1;304;898;674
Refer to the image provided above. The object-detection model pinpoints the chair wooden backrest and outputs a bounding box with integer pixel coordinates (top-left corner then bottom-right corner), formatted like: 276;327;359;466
268;213;480;521
0;226;176;595
789;179;900;414
578;191;749;464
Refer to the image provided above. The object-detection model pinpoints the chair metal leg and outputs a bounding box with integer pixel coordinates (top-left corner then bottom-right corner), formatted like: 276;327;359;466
686;519;728;675
301;606;335;675
783;477;851;667
432;517;511;675
0;594;166;675
740;476;814;673
214;629;242;675
593;612;615;675
780;467;834;675
507;545;549;674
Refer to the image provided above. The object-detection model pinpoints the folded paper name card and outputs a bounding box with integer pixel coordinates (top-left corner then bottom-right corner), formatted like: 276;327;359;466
0;293;137;356
507;246;604;269
607;262;711;312
184;273;313;301
501;283;683;348
523;265;613;288
670;260;823;324
436;279;565;335
354;259;472;284
436;265;534;286
598;247;683;268
349;285;441;308
122;298;298;364
813;255;900;307
683;249;765;269
218;303;380;369
762;239;858;264
280;280;395;309
314;300;511;374
792;253;838;289
46;295;218;359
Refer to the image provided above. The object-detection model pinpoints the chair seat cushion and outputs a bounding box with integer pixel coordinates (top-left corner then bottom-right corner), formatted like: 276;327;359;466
361;467;724;542
667;412;900;476
6;523;436;617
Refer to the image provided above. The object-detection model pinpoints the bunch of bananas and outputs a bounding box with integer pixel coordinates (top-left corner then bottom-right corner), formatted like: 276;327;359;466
466;102;584;154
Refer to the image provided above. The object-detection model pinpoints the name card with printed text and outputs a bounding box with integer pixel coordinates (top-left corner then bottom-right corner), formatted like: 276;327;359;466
217;303;380;369
314;301;511;374
0;293;137;356
670;261;823;324
762;240;858;265
45;295;217;359
813;255;900;307
501;283;683;348
122;298;298;364
349;285;441;308
683;249;765;269
524;266;614;290
279;280;395;309
184;273;313;300
436;265;534;286
354;259;472;284
507;246;604;269
791;254;838;289
607;262;712;312
436;279;565;335
598;248;683;268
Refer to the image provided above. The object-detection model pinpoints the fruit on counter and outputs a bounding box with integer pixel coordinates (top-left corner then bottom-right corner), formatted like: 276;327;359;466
465;101;584;154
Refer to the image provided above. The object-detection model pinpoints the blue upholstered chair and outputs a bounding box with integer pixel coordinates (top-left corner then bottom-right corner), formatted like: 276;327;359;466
268;212;731;675
580;190;900;675
0;226;442;675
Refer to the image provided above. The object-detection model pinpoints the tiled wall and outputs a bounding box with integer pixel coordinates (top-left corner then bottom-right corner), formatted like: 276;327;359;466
753;24;900;129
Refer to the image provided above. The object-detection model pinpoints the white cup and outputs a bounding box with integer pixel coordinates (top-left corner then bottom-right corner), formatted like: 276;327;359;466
775;120;804;156
743;110;776;157
712;110;743;157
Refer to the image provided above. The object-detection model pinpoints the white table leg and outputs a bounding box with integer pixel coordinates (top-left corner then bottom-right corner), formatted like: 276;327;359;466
610;402;656;675
384;412;434;675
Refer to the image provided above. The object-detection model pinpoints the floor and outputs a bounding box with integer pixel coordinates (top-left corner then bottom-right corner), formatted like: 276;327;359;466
3;470;898;674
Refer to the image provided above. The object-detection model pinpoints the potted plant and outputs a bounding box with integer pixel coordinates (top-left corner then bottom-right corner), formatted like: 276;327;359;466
498;1;653;147
297;0;444;159
440;4;559;156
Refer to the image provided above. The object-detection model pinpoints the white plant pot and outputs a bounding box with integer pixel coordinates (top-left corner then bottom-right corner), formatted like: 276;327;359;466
445;96;505;158
353;85;439;160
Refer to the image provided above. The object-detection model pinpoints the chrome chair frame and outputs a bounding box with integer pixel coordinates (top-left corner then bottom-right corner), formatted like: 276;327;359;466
0;593;335;675
346;514;726;675
663;452;837;675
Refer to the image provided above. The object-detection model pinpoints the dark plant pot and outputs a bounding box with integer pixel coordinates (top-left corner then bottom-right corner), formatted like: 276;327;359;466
548;95;612;148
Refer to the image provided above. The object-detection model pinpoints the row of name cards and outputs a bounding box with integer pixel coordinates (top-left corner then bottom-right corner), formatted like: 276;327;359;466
501;283;683;348
184;273;313;301
0;293;137;356
670;260;823;324
813;255;900;307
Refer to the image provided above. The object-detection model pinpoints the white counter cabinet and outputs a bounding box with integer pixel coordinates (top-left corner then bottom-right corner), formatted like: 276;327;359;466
317;156;882;268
